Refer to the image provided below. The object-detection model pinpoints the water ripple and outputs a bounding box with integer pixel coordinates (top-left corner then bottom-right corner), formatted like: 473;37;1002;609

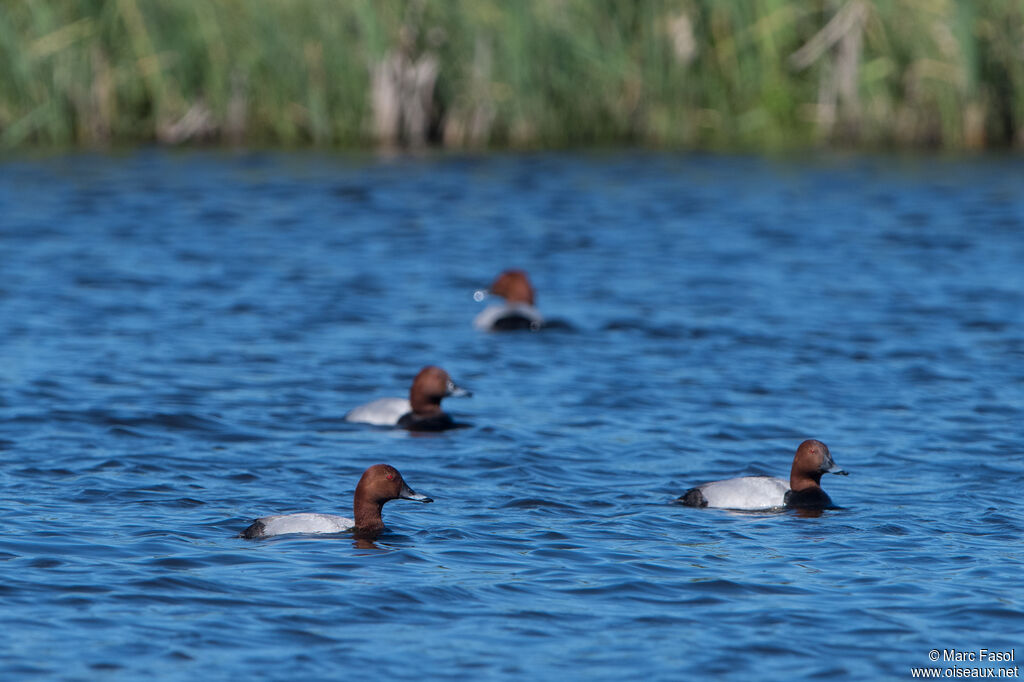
0;152;1022;680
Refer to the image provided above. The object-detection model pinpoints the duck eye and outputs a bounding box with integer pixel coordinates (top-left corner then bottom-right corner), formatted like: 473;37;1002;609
386;473;394;480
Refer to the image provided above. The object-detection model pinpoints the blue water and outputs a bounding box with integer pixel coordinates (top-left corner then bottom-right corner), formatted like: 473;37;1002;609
1;151;1022;680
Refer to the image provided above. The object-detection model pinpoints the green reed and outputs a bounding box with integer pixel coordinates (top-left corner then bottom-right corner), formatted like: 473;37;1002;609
1;0;1022;150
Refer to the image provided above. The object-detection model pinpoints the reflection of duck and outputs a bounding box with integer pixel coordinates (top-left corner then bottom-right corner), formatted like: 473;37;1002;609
677;439;848;511
239;464;433;538
344;365;471;431
474;269;544;332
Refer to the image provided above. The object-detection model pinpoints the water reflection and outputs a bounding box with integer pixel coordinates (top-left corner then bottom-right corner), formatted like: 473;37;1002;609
790;507;825;519
353;537;381;550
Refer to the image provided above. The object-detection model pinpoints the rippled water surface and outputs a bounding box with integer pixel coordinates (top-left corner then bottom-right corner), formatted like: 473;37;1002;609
1;151;1022;680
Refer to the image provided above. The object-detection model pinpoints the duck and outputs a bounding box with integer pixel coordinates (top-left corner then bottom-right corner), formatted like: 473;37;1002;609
474;269;544;332
344;365;471;431
677;439;847;511
239;464;432;538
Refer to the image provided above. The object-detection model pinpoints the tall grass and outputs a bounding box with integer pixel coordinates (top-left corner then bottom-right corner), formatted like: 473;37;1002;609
1;0;1022;150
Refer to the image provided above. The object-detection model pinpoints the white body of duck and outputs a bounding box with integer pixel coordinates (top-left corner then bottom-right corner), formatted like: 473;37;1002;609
689;476;790;510
343;397;411;426
253;513;355;535
473;303;544;332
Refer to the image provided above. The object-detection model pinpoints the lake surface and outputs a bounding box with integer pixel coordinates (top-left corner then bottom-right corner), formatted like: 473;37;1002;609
1;150;1022;680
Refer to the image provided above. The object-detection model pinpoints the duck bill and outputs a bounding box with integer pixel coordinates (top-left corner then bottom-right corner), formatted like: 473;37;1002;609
446;381;472;398
400;481;433;503
826;462;849;476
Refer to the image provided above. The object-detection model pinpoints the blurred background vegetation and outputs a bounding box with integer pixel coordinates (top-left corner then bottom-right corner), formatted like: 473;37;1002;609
2;0;1023;151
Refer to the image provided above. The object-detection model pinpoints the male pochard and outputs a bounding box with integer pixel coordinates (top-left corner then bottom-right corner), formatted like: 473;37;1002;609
344;365;471;431
474;269;544;332
677;439;848;511
239;464;432;538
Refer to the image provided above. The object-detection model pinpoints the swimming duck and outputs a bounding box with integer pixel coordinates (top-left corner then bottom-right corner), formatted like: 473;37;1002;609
239;464;432;538
474;269;544;332
344;365;471;431
678;439;847;511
